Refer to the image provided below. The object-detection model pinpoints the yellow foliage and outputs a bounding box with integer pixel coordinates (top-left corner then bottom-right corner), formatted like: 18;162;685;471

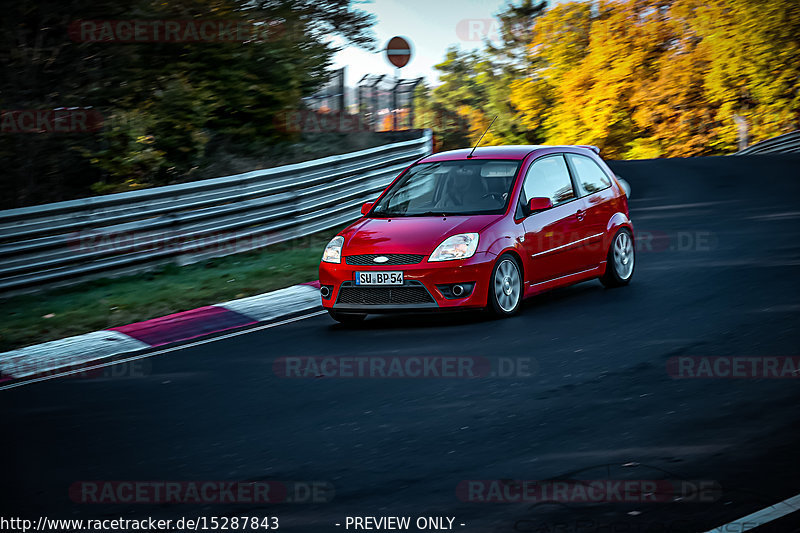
504;0;799;157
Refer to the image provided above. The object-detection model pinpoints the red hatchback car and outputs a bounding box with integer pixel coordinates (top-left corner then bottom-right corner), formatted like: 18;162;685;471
318;145;634;323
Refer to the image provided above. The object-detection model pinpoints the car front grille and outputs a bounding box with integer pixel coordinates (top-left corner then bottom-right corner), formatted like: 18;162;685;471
337;285;435;305
345;254;424;266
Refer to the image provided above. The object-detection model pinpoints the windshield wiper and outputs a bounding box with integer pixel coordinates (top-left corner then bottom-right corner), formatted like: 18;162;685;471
371;209;450;217
407;211;449;217
371;209;404;217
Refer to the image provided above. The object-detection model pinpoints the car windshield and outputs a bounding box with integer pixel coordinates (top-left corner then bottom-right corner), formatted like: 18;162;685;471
370;159;521;217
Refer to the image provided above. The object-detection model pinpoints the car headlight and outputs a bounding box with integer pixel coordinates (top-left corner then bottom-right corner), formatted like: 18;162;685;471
429;233;479;262
322;236;344;263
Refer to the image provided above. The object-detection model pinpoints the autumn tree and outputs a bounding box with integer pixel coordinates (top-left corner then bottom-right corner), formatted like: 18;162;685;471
677;0;800;148
435;0;800;158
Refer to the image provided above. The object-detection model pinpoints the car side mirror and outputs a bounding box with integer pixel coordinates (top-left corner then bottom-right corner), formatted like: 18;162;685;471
361;202;373;215
528;197;553;213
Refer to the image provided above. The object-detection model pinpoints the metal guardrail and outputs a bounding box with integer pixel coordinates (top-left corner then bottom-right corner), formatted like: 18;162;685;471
0;130;433;295
736;130;800;155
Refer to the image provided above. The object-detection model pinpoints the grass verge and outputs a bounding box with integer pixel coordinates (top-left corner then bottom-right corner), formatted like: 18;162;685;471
0;228;342;352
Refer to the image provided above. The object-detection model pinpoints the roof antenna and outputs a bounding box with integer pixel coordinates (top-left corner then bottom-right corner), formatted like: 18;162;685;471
467;115;497;159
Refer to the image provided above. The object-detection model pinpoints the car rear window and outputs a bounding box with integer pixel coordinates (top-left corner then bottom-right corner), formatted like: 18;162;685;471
566;153;612;195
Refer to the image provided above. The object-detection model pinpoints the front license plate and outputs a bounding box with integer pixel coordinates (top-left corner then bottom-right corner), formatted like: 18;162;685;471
355;271;403;286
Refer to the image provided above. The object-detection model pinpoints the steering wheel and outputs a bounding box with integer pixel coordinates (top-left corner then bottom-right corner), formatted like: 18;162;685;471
482;192;505;202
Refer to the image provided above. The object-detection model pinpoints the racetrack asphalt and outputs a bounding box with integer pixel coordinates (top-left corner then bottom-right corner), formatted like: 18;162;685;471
2;154;800;532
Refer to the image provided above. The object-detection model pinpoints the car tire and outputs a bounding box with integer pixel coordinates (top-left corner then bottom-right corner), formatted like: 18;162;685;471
488;254;523;317
327;310;367;324
600;228;635;288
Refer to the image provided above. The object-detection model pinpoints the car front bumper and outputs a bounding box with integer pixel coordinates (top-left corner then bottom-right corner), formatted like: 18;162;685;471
319;252;496;313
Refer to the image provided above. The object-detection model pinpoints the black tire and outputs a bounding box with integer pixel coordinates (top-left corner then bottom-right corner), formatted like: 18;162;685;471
327;310;367;324
600;228;635;288
487;253;523;317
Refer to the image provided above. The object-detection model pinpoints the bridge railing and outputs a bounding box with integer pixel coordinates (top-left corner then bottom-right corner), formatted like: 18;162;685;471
0;130;433;295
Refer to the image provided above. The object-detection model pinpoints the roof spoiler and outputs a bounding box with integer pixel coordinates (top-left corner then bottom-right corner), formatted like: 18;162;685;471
578;145;600;154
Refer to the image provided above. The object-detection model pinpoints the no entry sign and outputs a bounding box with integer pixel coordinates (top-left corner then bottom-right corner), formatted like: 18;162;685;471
385;36;412;68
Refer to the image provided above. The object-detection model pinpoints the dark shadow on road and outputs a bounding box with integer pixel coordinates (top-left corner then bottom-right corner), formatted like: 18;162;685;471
326;279;609;331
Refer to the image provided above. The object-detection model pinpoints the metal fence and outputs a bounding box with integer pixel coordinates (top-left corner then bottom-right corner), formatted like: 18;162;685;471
357;75;423;131
0;130;433;295
302;67;346;113
736;130;800;155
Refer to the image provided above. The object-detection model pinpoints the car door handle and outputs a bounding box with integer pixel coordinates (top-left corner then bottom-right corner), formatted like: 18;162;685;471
576;209;586;221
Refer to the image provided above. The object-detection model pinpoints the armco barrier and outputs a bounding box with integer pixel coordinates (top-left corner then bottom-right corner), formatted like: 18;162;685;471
0;130;433;295
736;130;800;155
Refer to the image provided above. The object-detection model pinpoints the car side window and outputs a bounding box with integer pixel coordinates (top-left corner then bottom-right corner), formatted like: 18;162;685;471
566;153;612;195
521;155;575;207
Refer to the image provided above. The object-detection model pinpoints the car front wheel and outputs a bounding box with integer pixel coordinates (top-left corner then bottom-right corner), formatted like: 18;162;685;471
488;254;523;317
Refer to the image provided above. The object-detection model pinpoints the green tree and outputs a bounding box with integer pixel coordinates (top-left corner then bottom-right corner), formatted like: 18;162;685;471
0;0;375;207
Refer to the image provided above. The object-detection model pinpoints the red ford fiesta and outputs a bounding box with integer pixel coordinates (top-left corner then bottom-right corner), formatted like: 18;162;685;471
318;145;634;324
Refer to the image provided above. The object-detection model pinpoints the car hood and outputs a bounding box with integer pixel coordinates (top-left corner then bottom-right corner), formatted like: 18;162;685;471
341;215;500;256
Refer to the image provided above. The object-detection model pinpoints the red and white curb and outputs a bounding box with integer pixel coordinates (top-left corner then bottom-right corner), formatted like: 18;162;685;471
0;282;322;382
